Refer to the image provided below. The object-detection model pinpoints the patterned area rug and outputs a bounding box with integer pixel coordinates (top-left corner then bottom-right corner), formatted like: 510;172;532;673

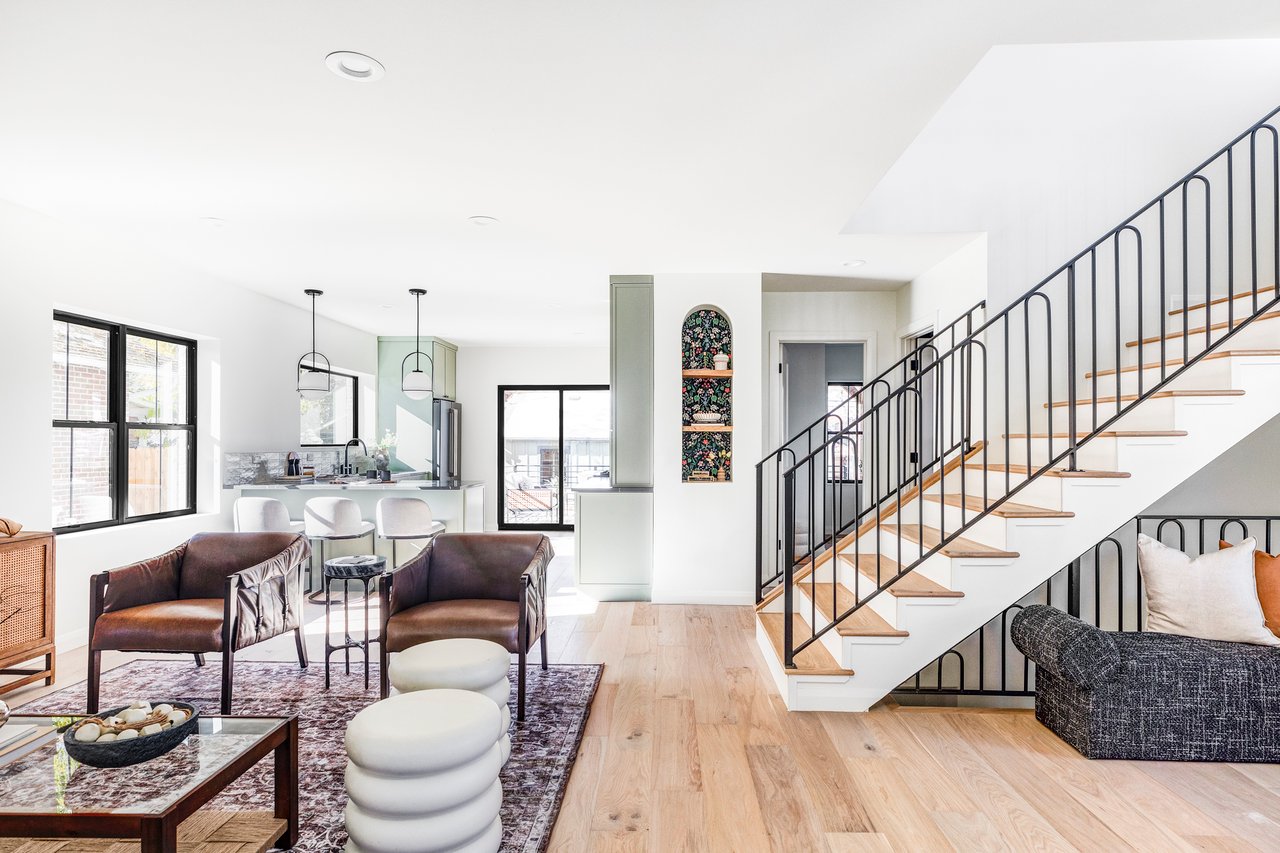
17;659;602;852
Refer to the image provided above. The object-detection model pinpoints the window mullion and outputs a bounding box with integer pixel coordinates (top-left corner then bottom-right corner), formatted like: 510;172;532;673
114;324;127;525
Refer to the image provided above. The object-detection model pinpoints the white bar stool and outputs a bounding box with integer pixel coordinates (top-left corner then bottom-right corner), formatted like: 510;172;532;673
376;497;446;567
233;497;305;533
304;497;376;600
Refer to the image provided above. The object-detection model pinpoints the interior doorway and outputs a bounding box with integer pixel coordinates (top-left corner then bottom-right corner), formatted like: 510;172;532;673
779;342;866;543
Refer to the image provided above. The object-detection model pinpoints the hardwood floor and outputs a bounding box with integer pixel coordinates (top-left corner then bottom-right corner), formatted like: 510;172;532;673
6;534;1278;852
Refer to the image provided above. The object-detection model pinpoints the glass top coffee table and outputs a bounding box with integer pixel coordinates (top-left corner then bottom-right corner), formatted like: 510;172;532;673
0;714;298;852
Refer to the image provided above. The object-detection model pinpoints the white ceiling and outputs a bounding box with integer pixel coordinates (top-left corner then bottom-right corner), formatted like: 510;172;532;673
4;2;1280;345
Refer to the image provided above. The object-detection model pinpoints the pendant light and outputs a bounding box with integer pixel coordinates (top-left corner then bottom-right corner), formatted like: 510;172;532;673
297;289;332;400
401;288;434;401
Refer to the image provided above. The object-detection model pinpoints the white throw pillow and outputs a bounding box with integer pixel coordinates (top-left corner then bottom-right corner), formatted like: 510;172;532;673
1137;534;1280;646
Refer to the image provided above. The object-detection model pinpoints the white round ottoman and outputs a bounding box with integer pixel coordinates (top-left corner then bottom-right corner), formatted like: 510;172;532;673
344;689;502;853
389;638;513;763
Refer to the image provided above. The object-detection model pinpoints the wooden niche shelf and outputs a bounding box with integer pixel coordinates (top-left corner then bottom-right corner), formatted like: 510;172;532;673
681;306;733;482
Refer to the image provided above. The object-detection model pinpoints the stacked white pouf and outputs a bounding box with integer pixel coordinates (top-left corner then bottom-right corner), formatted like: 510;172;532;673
388;638;513;763
345;689;503;853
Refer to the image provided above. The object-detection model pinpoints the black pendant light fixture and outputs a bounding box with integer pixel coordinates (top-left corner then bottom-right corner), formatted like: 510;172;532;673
401;288;434;400
297;288;332;399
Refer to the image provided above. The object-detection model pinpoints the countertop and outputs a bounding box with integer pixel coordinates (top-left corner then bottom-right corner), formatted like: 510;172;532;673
239;480;483;491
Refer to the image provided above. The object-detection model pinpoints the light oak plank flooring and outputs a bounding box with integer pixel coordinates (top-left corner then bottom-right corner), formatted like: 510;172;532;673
6;535;1277;852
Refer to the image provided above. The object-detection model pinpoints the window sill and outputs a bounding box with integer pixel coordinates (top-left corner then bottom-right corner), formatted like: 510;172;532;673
56;511;223;540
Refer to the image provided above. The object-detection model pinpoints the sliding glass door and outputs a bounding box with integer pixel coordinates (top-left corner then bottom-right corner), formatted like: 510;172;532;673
499;385;609;530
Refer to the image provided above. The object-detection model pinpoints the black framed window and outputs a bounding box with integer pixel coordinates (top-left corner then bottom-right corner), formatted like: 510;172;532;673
826;381;863;483
300;367;358;446
52;313;197;532
498;385;610;530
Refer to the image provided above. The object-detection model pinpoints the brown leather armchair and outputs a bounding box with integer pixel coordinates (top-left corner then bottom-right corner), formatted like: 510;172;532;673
379;533;552;720
88;531;311;714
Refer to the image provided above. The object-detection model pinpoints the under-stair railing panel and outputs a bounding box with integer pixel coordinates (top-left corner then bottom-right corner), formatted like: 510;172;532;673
898;514;1280;698
763;103;1280;670
755;300;986;598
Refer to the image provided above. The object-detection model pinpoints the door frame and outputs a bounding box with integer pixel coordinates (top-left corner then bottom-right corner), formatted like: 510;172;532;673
767;330;877;451
497;384;610;531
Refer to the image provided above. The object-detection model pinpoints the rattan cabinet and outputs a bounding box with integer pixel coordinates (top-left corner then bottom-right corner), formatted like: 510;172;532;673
0;531;55;696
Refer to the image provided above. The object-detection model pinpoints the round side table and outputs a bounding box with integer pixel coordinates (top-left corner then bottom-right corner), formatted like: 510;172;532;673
323;554;388;691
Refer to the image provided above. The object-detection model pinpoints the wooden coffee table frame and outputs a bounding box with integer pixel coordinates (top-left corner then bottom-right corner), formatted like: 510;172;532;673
0;715;299;853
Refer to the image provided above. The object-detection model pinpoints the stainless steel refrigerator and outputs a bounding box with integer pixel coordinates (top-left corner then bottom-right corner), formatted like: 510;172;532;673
433;399;462;482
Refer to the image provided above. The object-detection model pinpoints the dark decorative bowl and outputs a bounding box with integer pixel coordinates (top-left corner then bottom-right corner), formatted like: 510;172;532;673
63;703;200;769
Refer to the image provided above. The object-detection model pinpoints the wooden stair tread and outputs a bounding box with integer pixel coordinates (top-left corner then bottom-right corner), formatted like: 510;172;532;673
798;582;910;636
922;493;1073;518
1003;430;1188;439
963;461;1131;479
1126;309;1280;347
838;553;964;598
1044;389;1244;408
1167;285;1277;316
885;523;1019;559
758;612;854;675
1085;349;1280;378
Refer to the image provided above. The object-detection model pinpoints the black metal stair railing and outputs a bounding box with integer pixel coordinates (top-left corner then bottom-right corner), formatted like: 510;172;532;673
757;103;1280;669
897;514;1280;697
754;300;986;597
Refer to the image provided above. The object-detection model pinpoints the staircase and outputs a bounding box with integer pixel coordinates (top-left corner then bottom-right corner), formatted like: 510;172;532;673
754;105;1280;711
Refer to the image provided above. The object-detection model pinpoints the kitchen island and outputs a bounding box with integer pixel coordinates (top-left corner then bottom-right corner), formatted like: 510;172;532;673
237;480;485;536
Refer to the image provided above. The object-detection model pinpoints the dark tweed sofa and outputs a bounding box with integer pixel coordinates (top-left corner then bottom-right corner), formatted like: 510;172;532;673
1010;604;1280;762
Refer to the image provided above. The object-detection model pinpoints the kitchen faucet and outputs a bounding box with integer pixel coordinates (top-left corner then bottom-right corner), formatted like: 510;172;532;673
340;438;369;477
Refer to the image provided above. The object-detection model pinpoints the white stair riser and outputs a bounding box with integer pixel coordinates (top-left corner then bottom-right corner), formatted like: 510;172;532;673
947;468;1065;510
1089;357;1235;397
1049;396;1177;431
919;500;1012;549
995;437;1118;469
1128;313;1280;358
1173;291;1280;328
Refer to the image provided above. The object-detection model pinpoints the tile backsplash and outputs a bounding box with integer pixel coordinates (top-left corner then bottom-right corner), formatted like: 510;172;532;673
223;451;342;487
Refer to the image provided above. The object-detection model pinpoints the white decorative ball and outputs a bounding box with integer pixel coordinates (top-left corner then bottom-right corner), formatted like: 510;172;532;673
141;723;163;736
129;700;152;712
97;732;117;742
73;722;101;743
167;710;188;726
119;708;149;724
116;729;139;740
154;704;173;716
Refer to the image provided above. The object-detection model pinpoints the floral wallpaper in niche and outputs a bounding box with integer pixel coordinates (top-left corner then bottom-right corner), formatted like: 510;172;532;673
682;378;732;424
681;309;732;370
682;432;732;481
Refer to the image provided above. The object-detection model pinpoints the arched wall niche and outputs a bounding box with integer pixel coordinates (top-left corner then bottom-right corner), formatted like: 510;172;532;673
680;305;733;482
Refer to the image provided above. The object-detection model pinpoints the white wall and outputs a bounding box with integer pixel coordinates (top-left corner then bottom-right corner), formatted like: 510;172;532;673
897;235;987;339
652;273;763;604
762;289;898;448
455;345;609;531
0;199;377;649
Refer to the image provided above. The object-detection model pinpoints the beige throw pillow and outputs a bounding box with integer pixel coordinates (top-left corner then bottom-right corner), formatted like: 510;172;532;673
1137;534;1280;646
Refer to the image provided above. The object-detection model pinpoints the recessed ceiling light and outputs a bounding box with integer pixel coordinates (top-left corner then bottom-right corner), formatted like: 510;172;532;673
842;259;866;268
468;215;500;227
201;217;226;227
325;51;386;82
